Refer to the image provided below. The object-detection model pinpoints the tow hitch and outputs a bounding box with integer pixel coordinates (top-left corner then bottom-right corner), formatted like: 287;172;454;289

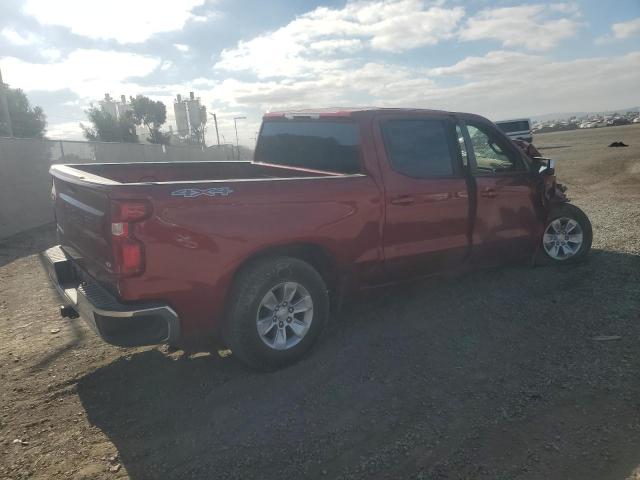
60;305;79;319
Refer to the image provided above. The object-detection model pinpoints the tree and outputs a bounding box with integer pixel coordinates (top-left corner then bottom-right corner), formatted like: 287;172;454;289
129;95;170;144
0;86;47;138
80;106;138;143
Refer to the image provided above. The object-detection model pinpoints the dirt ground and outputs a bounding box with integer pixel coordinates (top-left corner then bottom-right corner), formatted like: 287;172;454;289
1;124;640;480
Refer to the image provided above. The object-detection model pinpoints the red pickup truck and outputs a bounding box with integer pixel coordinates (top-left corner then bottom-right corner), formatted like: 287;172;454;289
41;108;592;369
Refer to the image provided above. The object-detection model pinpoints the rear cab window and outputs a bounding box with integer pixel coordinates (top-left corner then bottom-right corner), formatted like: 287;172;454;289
255;120;361;174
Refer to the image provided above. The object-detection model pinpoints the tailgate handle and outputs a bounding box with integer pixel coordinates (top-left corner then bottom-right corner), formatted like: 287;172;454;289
390;195;416;206
480;188;497;198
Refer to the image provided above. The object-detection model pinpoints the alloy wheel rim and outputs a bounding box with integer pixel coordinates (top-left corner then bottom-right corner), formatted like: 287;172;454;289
543;217;584;260
256;282;314;350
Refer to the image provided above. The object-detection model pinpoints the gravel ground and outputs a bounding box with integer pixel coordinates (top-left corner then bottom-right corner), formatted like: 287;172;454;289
1;124;639;480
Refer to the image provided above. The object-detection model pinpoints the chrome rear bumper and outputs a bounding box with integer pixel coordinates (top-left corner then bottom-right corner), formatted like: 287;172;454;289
40;245;181;347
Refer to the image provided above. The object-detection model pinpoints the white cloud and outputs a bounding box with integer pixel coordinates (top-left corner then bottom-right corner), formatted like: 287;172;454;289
41;48;62;61
22;0;208;43
386;50;640;117
459;4;581;51
215;0;464;78
612;17;640;39
549;2;580;14
190;10;219;23
210;49;640;124
1;27;39;46
595;17;640;45
309;39;363;55
1;27;61;61
8;1;638;148
0;49;160;98
430;50;541;78
174;43;190;52
208;61;429;112
41;48;640;145
356;2;464;51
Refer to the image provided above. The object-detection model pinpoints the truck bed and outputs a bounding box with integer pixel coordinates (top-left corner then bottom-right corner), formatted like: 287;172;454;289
63;161;340;185
48;159;369;309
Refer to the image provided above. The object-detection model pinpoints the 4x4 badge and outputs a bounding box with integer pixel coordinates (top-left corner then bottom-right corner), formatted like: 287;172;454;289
171;187;234;198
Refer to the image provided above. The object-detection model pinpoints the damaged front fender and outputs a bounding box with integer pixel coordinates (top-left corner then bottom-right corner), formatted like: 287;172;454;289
542;175;569;208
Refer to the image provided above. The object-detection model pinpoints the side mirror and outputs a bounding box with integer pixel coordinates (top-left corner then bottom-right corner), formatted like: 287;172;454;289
532;157;555;176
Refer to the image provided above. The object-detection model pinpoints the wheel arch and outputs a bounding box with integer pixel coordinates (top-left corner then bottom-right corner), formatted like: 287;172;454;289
231;242;341;301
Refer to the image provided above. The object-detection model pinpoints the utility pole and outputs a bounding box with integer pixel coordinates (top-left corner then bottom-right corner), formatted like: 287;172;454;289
221;134;228;158
0;66;14;137
208;112;220;146
233;116;246;160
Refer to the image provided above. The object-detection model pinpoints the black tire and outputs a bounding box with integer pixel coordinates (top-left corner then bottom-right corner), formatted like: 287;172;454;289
538;203;592;265
223;256;329;370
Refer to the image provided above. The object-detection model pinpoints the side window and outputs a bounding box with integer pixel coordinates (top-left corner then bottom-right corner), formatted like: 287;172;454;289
466;123;519;173
382;119;455;178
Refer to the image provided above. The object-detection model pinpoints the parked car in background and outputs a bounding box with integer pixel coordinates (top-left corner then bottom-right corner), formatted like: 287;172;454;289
608;118;630;126
41;108;592;369
495;118;533;143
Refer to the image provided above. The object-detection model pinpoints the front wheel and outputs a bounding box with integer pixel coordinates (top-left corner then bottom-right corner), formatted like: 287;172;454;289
540;203;592;264
223;256;329;370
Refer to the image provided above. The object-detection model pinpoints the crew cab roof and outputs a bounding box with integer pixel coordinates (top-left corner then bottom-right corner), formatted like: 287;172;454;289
264;107;458;119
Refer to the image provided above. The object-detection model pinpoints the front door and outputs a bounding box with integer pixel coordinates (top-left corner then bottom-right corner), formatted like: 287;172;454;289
458;117;539;265
374;114;471;280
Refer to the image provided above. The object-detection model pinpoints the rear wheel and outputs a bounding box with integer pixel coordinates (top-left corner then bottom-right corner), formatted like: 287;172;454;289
224;256;329;370
540;203;592;264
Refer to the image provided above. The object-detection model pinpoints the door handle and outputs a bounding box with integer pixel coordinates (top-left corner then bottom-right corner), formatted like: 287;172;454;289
390;195;415;206
480;188;497;198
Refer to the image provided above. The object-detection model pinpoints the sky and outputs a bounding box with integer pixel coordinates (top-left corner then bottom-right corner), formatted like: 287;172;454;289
1;0;639;146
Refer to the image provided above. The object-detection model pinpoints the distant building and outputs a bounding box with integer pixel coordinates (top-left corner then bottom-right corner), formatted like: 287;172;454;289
115;95;132;119
174;95;189;136
99;93;118;118
99;93;132;120
174;92;207;141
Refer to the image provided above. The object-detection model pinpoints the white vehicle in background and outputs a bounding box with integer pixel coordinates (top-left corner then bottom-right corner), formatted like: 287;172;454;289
495;118;533;143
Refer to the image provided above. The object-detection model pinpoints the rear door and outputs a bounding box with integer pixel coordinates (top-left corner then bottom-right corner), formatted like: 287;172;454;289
457;117;539;264
374;114;471;280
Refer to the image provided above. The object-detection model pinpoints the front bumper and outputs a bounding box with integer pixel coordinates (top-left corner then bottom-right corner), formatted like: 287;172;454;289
40;245;181;347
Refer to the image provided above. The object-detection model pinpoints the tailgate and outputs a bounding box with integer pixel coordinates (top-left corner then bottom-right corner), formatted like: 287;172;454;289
52;176;115;287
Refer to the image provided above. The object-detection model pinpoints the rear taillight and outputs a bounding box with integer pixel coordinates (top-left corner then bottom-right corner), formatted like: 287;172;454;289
112;201;149;222
113;238;144;276
110;200;151;277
